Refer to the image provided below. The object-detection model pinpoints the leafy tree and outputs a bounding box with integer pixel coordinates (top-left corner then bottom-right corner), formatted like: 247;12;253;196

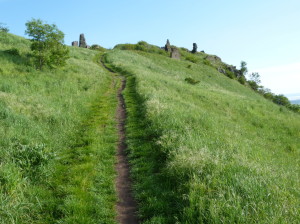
0;23;9;33
240;61;248;76
248;72;261;91
273;94;290;106
25;19;69;70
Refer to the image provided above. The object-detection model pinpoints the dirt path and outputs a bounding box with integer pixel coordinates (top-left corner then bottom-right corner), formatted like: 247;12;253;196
116;78;139;224
100;56;139;224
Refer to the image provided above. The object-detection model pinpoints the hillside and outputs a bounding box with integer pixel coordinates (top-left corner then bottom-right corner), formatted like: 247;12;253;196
0;32;120;223
104;46;300;223
0;32;299;224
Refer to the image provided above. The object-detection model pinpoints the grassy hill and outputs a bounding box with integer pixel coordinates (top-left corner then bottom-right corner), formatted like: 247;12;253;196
104;46;300;223
1;32;299;224
0;32;120;223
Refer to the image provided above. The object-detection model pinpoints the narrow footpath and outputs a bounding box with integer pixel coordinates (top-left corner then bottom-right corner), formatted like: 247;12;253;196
101;57;139;224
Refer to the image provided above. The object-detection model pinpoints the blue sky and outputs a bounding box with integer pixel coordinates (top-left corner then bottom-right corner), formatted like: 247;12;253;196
1;0;299;98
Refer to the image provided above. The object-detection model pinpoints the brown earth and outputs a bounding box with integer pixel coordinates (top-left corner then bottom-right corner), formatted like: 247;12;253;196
100;56;139;223
115;78;139;224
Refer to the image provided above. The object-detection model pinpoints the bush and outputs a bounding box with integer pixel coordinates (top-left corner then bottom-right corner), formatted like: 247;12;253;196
203;59;212;66
248;80;260;91
4;48;20;56
185;77;200;85
185;55;198;63
225;70;235;79
0;23;9;33
238;75;246;85
90;44;106;51
272;94;290;106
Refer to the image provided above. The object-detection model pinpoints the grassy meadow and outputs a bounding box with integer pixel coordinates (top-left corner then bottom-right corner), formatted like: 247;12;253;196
105;48;300;223
1;30;299;224
0;32;119;223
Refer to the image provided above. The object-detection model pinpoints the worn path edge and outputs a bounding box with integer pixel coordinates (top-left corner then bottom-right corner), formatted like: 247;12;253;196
100;56;139;224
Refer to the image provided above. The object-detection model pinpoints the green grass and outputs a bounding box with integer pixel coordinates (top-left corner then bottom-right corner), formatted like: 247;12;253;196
105;49;300;224
0;33;119;223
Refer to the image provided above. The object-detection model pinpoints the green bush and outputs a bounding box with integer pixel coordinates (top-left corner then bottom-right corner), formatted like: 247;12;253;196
203;58;212;66
4;48;20;56
0;23;9;33
238;75;246;85
185;55;198;63
89;44;106;51
225;70;235;79
185;77;200;85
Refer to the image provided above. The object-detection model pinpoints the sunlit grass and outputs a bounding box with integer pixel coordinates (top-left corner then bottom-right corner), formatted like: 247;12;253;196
0;33;118;223
106;49;300;223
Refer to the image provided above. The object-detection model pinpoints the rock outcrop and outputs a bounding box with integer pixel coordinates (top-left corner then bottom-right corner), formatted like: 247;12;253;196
170;47;180;59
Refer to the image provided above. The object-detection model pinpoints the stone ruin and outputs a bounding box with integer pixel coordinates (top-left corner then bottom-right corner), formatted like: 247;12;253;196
164;39;171;52
72;34;89;48
192;43;197;53
72;41;78;47
170;47;180;59
79;34;87;48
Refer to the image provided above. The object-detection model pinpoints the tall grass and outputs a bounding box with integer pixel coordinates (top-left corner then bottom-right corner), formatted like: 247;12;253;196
0;33;119;223
105;49;300;223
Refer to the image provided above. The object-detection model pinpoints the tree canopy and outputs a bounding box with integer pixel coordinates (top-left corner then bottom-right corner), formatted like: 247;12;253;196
25;19;69;70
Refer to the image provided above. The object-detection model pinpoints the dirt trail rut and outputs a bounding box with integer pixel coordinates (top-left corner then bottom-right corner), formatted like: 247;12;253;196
101;57;139;224
116;79;139;224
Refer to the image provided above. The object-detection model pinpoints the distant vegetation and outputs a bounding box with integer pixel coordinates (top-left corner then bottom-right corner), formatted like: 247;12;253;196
113;40;300;114
0;23;9;33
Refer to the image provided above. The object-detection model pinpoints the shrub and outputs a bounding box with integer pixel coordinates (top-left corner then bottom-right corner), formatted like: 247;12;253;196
185;77;200;85
90;44;106;51
203;59;212;66
248;80;260;91
4;48;20;56
185;55;198;63
225;70;235;79
238;75;246;85
0;23;9;33
272;94;290;106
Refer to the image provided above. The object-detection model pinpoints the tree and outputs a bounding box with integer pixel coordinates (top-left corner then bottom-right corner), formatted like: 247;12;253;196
240;61;248;76
0;23;9;33
25;19;69;70
248;72;261;91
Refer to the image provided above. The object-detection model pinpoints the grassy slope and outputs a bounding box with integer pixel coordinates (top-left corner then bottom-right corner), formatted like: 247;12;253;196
0;33;118;223
106;49;300;223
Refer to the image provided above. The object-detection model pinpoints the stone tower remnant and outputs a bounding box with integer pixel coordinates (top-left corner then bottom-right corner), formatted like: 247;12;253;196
72;41;78;47
79;33;87;48
165;39;171;52
192;43;197;53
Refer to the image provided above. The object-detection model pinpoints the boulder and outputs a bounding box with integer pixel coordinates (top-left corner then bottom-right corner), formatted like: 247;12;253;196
205;55;222;63
170;47;180;59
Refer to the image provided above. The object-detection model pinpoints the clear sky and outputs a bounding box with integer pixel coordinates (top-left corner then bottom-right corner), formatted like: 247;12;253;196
1;0;299;99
